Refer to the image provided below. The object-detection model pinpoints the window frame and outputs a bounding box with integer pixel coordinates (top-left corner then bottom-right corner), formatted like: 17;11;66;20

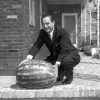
29;0;35;26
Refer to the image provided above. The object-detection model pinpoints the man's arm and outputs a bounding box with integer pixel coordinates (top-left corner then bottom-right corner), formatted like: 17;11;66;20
19;31;44;66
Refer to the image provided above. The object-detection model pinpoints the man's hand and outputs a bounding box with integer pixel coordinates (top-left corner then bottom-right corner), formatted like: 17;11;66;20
53;64;59;77
19;55;33;66
18;58;30;66
53;64;59;68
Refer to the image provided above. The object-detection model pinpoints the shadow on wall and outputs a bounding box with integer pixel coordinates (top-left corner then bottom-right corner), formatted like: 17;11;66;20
35;44;50;60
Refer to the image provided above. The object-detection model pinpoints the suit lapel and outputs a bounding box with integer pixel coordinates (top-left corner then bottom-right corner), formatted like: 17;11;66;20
52;26;58;45
43;26;59;55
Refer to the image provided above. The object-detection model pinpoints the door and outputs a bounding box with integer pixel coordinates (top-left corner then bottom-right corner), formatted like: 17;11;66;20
62;13;78;48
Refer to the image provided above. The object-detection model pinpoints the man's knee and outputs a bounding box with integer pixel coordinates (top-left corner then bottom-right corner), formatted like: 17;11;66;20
64;53;80;64
61;55;74;66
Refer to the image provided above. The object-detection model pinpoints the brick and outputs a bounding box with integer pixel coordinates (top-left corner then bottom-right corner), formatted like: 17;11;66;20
0;32;12;35
0;22;24;26
0;26;12;29
3;40;12;43
11;4;23;9
0;15;6;19
0;19;13;22
0;53;22;59
0;50;8;53
8;49;18;53
13;39;25;43
8;42;26;48
0;0;40;68
7;36;21;39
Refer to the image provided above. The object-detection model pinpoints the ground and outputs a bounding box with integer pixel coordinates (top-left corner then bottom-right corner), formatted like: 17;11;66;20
0;52;100;99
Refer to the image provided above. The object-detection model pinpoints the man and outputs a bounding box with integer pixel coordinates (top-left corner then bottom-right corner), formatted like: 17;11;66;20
20;14;80;84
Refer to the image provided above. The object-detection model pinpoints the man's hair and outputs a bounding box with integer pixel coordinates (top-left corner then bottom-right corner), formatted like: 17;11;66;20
41;14;54;22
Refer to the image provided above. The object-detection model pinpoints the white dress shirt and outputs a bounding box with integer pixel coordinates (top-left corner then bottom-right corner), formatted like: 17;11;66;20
49;30;53;40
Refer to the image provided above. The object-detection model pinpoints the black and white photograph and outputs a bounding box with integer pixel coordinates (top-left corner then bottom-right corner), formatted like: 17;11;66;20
0;0;100;100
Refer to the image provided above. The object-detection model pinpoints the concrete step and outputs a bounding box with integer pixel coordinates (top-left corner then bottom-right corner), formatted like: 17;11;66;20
0;84;100;98
0;97;100;100
0;76;100;99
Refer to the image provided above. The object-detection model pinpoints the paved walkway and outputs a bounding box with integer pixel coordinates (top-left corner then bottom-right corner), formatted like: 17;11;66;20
0;52;100;98
74;52;100;81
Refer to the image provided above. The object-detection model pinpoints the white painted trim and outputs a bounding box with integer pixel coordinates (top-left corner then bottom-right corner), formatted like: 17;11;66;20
40;0;42;29
29;0;35;26
62;13;78;48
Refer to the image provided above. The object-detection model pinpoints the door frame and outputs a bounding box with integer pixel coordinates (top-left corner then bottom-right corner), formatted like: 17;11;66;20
62;13;78;48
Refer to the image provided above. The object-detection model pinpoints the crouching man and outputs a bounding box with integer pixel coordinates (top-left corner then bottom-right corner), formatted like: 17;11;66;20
20;14;80;84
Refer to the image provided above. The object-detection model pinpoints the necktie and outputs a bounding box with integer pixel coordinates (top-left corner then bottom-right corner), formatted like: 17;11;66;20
48;34;51;40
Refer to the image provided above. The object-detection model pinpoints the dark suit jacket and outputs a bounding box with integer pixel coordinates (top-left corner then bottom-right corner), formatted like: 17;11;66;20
28;25;79;62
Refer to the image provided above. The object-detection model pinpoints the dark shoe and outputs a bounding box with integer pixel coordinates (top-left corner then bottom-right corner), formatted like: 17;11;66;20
62;74;73;85
57;72;65;82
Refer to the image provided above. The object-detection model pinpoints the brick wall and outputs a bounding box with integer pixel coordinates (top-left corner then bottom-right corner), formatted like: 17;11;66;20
0;0;41;69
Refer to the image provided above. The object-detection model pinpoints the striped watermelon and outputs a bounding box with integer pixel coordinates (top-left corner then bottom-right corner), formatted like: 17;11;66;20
16;60;57;89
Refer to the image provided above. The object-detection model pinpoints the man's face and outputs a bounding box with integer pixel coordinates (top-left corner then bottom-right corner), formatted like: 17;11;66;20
41;16;54;34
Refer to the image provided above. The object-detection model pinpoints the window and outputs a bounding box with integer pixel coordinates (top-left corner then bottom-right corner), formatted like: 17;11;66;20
29;0;35;26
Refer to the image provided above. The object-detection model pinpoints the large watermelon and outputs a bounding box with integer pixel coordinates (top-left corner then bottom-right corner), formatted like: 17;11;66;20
16;60;57;89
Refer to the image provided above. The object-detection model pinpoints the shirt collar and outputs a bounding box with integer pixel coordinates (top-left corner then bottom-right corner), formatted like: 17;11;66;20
49;26;54;37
